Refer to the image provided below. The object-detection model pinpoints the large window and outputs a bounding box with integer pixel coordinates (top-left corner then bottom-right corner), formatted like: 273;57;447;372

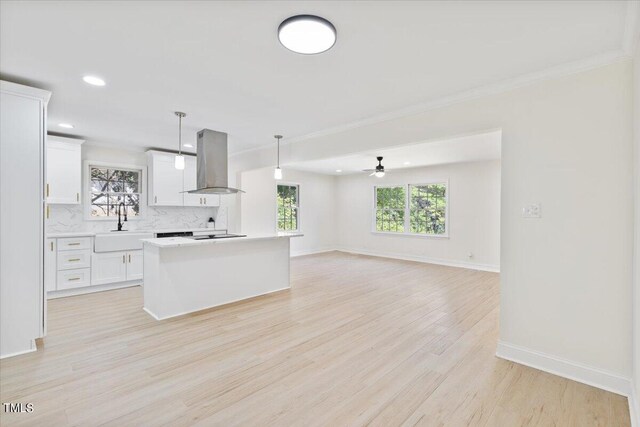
375;186;406;232
409;184;447;234
90;165;142;218
375;182;448;236
277;184;299;231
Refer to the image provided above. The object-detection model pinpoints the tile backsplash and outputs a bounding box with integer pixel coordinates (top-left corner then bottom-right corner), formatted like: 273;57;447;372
47;204;228;233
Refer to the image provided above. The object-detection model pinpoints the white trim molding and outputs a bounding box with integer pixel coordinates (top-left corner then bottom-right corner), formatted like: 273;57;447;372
335;247;499;273
496;340;631;397
629;382;640;427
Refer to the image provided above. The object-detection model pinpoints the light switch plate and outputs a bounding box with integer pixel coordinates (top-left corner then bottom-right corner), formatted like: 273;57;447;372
522;203;541;218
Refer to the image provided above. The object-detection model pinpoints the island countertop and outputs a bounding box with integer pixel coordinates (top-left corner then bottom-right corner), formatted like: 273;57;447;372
141;232;303;248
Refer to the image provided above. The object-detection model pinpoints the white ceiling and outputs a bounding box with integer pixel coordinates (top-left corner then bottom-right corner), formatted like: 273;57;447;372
287;130;501;175
0;1;631;154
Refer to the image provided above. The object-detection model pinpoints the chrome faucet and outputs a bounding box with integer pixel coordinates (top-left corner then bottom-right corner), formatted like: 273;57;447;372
116;202;128;231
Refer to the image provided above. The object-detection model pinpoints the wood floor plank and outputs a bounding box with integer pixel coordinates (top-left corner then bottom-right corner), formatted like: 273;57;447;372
0;251;629;426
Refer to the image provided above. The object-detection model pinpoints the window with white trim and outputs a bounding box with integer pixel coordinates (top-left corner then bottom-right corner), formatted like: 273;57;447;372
375;186;406;232
277;184;299;231
90;165;142;218
375;182;448;236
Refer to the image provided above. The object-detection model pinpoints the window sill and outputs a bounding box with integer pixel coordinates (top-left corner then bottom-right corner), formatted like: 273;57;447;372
371;231;449;239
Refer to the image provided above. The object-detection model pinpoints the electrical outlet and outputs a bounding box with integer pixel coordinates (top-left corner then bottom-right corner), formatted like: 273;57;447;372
522;203;541;218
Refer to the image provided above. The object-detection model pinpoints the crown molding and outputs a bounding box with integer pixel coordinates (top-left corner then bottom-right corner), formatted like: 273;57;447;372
623;0;640;55
231;49;629;159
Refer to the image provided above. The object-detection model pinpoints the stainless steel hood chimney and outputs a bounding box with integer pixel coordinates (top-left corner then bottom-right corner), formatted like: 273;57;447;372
187;129;243;194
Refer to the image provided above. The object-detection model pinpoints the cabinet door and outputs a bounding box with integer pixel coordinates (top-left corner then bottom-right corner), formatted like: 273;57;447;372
149;153;184;206
47;139;81;204
126;250;144;281
91;251;127;285
44;239;57;292
202;195;220;207
183;156;202;206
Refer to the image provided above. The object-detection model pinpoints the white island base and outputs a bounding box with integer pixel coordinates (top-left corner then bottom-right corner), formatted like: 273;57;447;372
142;235;298;320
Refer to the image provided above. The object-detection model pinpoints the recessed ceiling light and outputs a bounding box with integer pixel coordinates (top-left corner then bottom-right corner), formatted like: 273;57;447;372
83;75;106;86
336;169;342;173
278;15;336;55
403;161;411;165
58;123;74;129
183;143;193;148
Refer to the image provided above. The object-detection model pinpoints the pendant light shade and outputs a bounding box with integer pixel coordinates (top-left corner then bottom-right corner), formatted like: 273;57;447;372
274;135;283;180
175;155;185;170
174;112;186;170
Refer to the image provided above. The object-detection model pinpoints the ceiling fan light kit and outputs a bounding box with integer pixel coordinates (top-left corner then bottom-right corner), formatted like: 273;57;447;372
364;156;386;177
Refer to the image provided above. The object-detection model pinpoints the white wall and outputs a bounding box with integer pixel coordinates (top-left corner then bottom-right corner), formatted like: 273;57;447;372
240;168;337;256
231;61;634;385
335;160;500;271
46;144;231;233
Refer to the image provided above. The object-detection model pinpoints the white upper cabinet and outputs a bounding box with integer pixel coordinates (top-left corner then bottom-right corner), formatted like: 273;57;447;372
147;151;184;206
46;136;83;204
183;155;202;207
147;151;218;207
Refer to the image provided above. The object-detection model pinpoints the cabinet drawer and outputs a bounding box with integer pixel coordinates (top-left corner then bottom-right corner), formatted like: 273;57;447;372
57;268;91;290
58;237;91;251
57;249;91;270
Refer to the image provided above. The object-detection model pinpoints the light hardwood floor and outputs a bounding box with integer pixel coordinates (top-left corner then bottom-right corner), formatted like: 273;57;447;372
0;251;630;426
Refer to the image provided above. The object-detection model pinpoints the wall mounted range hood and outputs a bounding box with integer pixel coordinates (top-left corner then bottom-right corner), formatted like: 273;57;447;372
187;129;243;194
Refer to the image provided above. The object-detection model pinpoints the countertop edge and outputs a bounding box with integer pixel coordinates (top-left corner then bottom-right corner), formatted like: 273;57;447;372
142;233;304;248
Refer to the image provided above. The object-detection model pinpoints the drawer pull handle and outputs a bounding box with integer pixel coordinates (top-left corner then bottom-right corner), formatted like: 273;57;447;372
68;243;81;246
50;242;54;251
123;255;126;264
68;258;81;262
128;254;131;263
68;277;80;281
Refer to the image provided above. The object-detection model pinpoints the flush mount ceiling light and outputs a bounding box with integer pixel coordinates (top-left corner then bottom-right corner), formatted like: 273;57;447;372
183;143;193;148
82;75;106;86
58;123;74;129
278;15;336;54
174;112;186;170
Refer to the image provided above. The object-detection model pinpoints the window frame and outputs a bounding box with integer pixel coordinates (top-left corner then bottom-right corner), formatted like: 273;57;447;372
372;180;449;239
83;160;147;221
275;182;300;232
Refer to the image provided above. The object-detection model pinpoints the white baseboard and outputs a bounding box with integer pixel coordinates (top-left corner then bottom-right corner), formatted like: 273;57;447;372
334;246;500;272
47;281;142;299
496;341;631;397
290;247;337;257
0;339;37;359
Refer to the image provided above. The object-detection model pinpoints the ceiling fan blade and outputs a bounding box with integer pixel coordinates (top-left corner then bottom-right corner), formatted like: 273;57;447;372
369;172;376;176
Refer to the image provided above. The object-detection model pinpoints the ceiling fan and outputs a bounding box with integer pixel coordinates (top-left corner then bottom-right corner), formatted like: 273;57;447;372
363;156;386;178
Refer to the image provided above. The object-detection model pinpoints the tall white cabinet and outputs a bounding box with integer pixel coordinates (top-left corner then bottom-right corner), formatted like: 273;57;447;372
0;81;50;358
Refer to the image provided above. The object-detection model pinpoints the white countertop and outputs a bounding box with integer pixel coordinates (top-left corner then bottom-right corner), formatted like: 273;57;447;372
46;227;219;238
142;232;303;248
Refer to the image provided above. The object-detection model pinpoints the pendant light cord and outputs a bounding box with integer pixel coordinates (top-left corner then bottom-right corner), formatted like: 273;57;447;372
275;135;283;168
175;111;186;156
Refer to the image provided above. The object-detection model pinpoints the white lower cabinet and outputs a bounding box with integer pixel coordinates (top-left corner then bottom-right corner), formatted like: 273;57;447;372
92;251;127;285
127;250;144;281
57;268;91;290
92;250;143;285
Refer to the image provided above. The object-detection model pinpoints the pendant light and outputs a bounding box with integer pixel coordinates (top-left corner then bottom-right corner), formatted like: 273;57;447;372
274;134;283;180
174;111;186;170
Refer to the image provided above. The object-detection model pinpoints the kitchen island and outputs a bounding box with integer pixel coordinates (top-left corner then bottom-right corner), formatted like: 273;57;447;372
141;233;302;320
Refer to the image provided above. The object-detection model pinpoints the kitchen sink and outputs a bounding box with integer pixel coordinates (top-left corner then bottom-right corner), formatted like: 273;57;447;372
94;232;154;253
